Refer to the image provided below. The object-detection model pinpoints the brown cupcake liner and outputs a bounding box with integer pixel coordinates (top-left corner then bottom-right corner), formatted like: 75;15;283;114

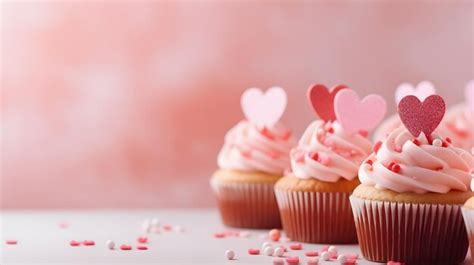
462;207;474;261
350;196;468;265
211;179;281;229
274;189;357;243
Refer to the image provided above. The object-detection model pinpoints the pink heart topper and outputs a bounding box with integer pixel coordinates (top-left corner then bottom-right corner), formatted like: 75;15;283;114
395;81;437;104
466;80;474;114
307;84;347;121
398;95;446;137
334;89;387;134
241;87;287;127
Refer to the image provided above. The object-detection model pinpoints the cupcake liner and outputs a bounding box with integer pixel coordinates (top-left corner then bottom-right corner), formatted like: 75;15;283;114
274;189;357;243
211;179;281;229
350;196;468;265
462;207;474;260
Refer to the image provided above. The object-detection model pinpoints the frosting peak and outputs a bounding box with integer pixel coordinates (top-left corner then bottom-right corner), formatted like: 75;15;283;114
290;120;373;182
217;120;296;175
359;127;474;194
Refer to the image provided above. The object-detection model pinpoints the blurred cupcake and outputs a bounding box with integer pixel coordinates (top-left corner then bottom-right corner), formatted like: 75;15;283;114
373;81;436;142
352;95;474;264
275;84;386;243
462;196;474;263
211;87;296;229
438;103;473;151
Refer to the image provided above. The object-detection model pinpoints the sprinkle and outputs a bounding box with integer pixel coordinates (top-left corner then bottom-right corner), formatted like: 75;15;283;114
106;240;115;250
305;251;318;257
432;139;443;147
343;258;357;265
282;131;292;141
70;240;80;247
388;162;401;173
264;246;275;256
387;261;402;265
327;127;334;133
337;254;347;263
214;232;225;238
248;248;260;255
120;245;132;250
412;138;421;146
320;251;330;261
321;246;329;252
320;156;331;166
137;236;148;244
328;245;338;255
274;247;285;257
286;257;300;264
261;127;276;140
150;218;160;227
273;257;285;265
394;145;402;152
442;140;449;147
358;130;369;137
445;137;452;144
225;249;235;260
289;243;302;250
5;240;17;245
137;245;148;250
83;240;95;246
347;253;359;259
373;141;382;153
350;150;357;156
269;229;281;241
262;242;272;249
142;219;151;231
309;152;319;161
269;150;280;159
366;159;373;165
306;257;319;265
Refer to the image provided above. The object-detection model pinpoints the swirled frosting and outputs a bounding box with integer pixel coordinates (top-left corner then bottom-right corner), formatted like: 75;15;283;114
217;120;296;175
438;104;473;152
360;127;474;193
290;120;373;182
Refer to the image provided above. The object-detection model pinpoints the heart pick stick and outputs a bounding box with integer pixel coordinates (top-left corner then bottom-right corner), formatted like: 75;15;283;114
241;87;287;128
307;84;347;121
398;95;446;137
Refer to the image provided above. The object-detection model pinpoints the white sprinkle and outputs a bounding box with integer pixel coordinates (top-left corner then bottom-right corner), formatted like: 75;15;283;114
225;249;235;260
274;247;284;257
105;240;115;250
151;218;160;227
432;139;443;147
272;257;285;265
328;245;338;255
264;246;274;256
262;241;272;249
307;257;319;265
321;251;330;261
142;219;151;231
337;254;347;263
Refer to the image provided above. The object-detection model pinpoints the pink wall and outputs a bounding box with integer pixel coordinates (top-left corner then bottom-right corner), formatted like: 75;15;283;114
2;2;473;208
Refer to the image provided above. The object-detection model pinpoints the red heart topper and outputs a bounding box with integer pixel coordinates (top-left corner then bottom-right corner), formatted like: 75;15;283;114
398;95;446;137
307;84;347;121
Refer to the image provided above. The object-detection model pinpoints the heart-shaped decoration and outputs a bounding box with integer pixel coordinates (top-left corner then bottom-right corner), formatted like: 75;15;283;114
395;81;436;104
465;80;474;113
241;87;287;127
307;84;347;121
398;95;446;137
334;89;387;134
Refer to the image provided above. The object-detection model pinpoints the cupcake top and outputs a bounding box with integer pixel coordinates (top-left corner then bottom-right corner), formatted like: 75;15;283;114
289;84;386;182
217;86;296;175
438;104;473;151
218;120;295;175
360;94;474;194
290;120;372;182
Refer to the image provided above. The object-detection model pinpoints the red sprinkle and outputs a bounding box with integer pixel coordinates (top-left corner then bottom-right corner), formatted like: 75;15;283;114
286;256;300;264
69;240;80;247
248;248;260;255
359;130;369;137
394;146;402;152
343;258;358;265
214;232;226;238
269;229;281;241
137;236;148;244
327;127;334;133
83;240;95;246
261;127;275;140
442;140;449;148
390;163;401;173
366;159;373;165
373;141;382;153
137;245;148;250
305;251;318;257
281;131;292;141
6;240;17;245
120;245;132;250
445;137;452;144
347;253;359;259
289;243;302;250
309;152;319;161
412;138;421;146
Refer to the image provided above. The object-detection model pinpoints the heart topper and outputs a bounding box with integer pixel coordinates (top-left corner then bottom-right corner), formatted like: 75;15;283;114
466;80;474;114
398;95;446;137
241;87;287;128
395;81;437;105
307;84;347;121
334;89;387;135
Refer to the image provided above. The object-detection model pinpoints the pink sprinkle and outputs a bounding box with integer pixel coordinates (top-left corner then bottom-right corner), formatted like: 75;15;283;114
83;240;95;246
350;149;357;156
162;224;172;231
69;240;80;247
359;130;369;137
307;257;319;265
373;141;382;153
248;248;260;255
6;240;17;245
214;232;226;238
269;229;281;241
137;236;148;244
347;253;359;259
343;258;358;265
120;245;132;250
412;138;421;146
282;131;292;141
261;127;276;140
320;156;331;166
286;256;300;264
268;150;279;159
137;245;148;250
394;145;402;152
289;243;302;250
305;251;318;257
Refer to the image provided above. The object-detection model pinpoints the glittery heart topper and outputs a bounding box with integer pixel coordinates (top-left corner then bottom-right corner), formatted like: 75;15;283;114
466;80;474;114
241;87;287;128
307;84;387;134
398;95;446;137
395;81;437;105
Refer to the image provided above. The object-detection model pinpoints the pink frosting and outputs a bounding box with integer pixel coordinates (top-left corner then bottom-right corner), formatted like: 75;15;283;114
360;127;474;194
290;120;373;182
438;104;473;151
373;114;403;142
217;120;296;175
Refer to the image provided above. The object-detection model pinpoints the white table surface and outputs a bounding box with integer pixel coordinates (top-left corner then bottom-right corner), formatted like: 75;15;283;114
0;209;471;265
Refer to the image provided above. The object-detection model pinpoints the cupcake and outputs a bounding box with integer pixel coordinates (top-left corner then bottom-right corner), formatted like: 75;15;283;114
211;87;296;229
275;84;386;243
438;103;473;151
462;195;474;263
351;95;474;264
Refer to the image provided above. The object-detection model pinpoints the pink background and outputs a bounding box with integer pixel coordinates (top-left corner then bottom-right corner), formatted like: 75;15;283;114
2;2;473;209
